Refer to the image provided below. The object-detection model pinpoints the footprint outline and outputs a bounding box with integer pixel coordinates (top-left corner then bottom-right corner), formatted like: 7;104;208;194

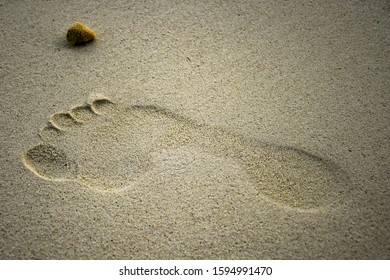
22;98;349;212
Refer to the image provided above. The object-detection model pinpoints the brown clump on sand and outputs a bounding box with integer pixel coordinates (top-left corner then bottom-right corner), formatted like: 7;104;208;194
66;22;96;45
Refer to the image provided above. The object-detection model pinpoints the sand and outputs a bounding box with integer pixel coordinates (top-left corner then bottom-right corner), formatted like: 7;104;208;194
0;0;389;259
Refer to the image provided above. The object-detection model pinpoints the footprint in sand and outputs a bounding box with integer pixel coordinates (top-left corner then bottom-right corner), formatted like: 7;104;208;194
22;98;348;211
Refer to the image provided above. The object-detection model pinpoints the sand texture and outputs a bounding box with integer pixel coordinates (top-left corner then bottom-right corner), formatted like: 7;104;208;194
1;0;389;259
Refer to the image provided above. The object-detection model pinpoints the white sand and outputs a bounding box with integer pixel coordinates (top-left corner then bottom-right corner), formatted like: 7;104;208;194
0;0;389;259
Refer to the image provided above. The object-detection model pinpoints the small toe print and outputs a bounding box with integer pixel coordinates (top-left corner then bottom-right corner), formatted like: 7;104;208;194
70;104;97;123
91;99;116;115
39;124;63;142
50;112;80;131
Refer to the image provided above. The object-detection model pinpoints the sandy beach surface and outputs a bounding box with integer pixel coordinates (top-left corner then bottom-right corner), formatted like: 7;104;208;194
1;0;389;259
